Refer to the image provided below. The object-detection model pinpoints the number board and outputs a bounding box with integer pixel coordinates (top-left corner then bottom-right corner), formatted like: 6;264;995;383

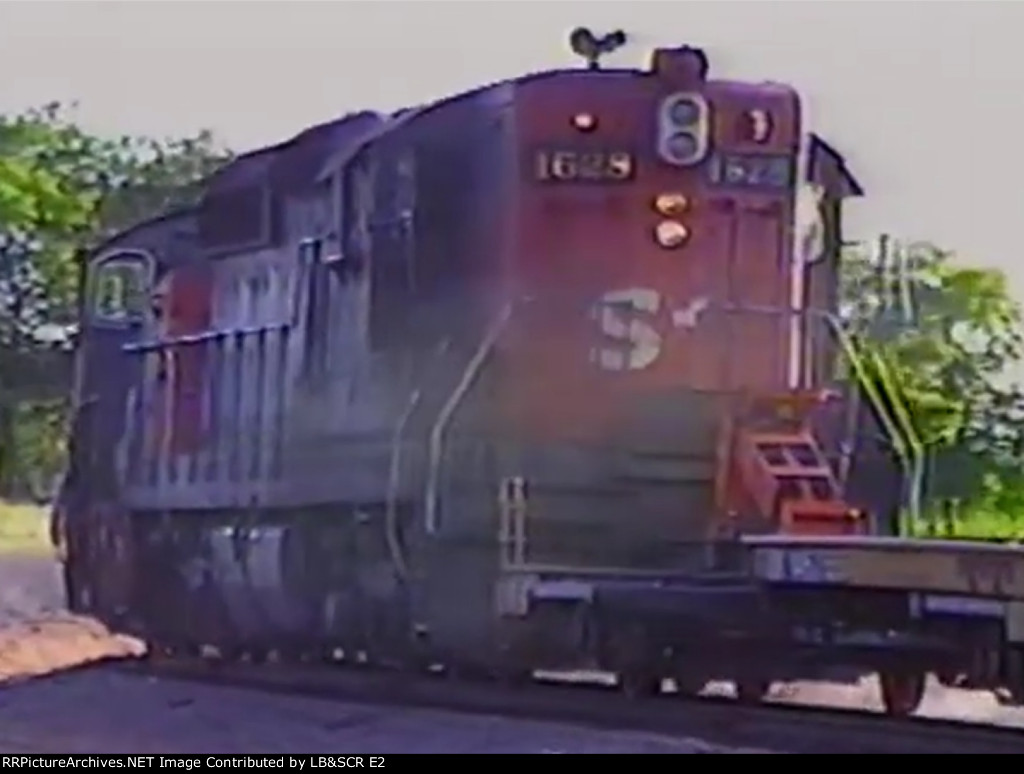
533;149;635;183
707;152;793;191
90;259;150;324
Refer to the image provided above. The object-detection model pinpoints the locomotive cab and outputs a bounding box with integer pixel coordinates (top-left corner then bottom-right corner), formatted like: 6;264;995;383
494;44;872;577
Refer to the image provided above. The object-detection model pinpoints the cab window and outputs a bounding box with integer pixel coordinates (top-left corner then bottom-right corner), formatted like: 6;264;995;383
89;253;152;325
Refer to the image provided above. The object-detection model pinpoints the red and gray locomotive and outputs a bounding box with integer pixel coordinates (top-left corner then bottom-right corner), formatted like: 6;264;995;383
60;37;899;697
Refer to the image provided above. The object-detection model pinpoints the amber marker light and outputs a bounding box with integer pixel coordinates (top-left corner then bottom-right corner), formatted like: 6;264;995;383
571;112;597;132
654;192;689;216
655;220;689;248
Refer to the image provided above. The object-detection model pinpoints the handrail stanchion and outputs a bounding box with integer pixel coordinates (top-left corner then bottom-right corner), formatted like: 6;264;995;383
713;302;923;533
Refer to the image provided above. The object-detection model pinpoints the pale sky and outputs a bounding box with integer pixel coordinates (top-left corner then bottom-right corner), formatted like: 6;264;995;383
1;0;1021;299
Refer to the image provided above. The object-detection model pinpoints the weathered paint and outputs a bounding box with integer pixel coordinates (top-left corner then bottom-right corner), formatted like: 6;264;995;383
747;536;1024;600
76;64;865;530
502;69;801;443
164;264;213;455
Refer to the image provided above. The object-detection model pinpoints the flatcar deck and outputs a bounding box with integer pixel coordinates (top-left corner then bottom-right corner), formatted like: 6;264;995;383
744;535;1024;600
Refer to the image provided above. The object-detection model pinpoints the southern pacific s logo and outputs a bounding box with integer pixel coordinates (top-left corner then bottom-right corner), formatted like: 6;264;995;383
589;288;709;372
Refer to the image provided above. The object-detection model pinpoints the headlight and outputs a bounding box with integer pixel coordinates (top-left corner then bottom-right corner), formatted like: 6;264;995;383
657;91;709;167
654;193;689;216
655;220;689;248
662;132;699;164
666;97;701;126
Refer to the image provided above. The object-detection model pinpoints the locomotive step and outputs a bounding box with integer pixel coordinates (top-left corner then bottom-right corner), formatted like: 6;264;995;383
730;424;861;536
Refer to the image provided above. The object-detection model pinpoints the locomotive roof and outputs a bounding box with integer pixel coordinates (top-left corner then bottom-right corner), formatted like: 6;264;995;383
90;67;863;258
315;68;646;184
807;134;864;197
89;205;197;258
312;69;863;198
201;110;381;202
194;65;863;207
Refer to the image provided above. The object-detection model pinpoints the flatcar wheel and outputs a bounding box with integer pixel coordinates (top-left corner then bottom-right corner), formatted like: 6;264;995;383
879;669;926;717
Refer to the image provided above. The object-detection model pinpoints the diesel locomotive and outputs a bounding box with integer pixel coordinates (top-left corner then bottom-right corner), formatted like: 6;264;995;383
58;36;921;704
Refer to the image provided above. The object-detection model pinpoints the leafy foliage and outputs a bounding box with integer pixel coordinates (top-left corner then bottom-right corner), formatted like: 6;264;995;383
2;103;229;331
0;102;231;495
841;238;1024;535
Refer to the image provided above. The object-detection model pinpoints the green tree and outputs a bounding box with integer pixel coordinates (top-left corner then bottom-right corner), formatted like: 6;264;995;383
0;102;231;496
841;237;1024;536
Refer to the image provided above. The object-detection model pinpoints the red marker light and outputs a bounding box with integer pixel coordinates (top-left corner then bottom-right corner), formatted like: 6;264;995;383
571;112;597;132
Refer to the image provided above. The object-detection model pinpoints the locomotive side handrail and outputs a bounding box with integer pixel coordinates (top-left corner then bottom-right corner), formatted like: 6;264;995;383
120;322;292;354
119;321;293;500
819;311;924;524
712;302;924;523
849;337;925;523
425;302;515;535
386;389;421;580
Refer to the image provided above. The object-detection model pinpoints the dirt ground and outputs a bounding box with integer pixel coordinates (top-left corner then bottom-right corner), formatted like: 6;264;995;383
0;556;144;684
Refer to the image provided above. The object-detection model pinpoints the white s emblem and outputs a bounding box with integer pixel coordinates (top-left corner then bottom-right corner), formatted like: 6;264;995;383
590;288;663;371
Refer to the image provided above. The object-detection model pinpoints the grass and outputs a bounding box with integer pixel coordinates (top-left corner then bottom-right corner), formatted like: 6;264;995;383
0;500;50;556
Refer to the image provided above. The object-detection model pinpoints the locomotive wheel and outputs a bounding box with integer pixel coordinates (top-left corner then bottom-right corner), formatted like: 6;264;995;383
449;661;499;683
609;622;663;699
735;676;772;704
496;669;533;688
147;641;197;661
619;669;663;700
492;658;533;687
879;669;926;716
673;672;707;697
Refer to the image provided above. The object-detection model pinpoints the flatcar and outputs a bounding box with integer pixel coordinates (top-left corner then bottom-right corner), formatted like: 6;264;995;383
58;34;946;708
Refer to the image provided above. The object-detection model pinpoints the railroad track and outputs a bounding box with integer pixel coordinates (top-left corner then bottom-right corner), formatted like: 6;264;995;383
118;655;1024;754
